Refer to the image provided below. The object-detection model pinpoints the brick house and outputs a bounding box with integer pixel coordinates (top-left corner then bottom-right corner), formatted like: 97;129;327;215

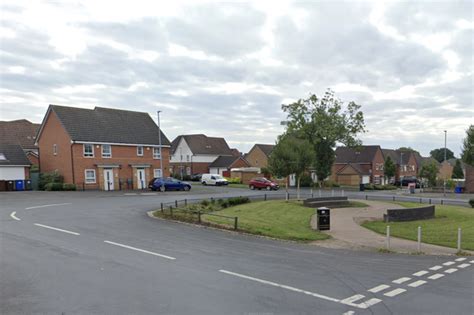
169;134;234;176
0;119;40;166
382;149;418;182
331;145;385;185
209;155;250;177
464;164;474;193
0;144;31;181
36;105;170;190
245;144;275;169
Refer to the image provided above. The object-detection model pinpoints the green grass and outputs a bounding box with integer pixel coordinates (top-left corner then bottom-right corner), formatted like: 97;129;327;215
362;202;474;250
227;183;249;189
202;200;329;242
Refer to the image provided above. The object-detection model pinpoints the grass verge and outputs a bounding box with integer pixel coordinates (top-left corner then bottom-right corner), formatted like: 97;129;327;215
227;183;250;189
362;202;474;251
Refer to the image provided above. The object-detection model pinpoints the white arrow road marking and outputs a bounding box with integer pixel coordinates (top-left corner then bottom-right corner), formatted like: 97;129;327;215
408;280;427;288
26;203;71;210
10;211;20;221
34;223;80;235
384;288;406;297
413;270;429;277
368;284;390;293
428;273;445;280
392;277;411;284
104;241;176;260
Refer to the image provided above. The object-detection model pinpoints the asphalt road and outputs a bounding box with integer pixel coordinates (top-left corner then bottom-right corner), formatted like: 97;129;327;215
1;187;473;315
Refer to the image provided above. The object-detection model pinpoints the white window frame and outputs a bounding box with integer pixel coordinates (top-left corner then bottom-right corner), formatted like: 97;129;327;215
153;147;161;159
137;146;144;156
83;144;94;158
84;169;96;184
154;169;162;178
101;144;112;158
53;144;57;156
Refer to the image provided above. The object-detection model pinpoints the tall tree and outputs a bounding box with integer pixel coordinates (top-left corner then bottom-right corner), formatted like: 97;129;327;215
452;159;464;179
397;147;419;154
430;147;455;163
384;156;396;182
281;89;365;187
419;161;438;187
461;125;473;166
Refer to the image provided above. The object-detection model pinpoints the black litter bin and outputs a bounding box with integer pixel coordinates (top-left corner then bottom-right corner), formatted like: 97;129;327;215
24;179;32;191
359;183;365;191
316;207;330;230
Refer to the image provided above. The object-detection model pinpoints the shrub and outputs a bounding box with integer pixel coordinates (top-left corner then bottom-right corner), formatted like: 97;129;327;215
365;184;375;190
201;199;210;206
225;177;242;184
469;199;474;208
62;183;76;191
39;170;64;190
44;182;64;191
322;180;340;188
220;200;229;208
227;196;250;206
299;174;313;187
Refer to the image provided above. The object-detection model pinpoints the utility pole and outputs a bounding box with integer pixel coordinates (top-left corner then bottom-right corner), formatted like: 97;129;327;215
157;111;164;192
443;130;447;196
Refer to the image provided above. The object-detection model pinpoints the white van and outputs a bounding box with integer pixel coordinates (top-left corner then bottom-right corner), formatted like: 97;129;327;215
201;174;228;186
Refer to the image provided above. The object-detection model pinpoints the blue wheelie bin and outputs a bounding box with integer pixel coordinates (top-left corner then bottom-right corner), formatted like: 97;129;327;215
15;180;24;191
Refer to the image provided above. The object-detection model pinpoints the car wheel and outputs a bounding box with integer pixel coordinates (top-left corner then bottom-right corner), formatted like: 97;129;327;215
266;186;271;191
159;185;166;192
184;186;190;191
250;185;255;190
202;181;206;185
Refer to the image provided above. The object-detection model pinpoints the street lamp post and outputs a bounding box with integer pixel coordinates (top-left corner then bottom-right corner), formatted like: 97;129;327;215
399;152;404;189
157;111;164;192
443;130;447;196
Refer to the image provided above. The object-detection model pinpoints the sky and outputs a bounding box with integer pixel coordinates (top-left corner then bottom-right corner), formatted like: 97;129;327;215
0;0;472;156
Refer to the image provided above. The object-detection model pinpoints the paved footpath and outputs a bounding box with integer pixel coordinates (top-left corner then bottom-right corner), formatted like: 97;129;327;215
311;200;472;255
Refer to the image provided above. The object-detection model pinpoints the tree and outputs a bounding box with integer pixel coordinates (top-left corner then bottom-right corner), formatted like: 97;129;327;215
384;156;396;182
430;147;454;163
397;147;419;154
281;89;365;187
419;161;438;187
268;134;314;199
461;125;473;166
452;159;464;179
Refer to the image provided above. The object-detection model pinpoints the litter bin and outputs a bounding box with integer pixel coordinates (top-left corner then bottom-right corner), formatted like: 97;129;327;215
24;179;32;191
316;207;330;230
359;183;365;191
6;180;14;191
15;180;24;191
454;186;462;194
0;180;6;191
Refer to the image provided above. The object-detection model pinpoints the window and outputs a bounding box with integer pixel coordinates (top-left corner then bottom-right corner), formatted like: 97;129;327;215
85;169;96;184
53;144;57;156
83;144;94;157
153;147;161;159
186;155;190;162
0;153;6;160
137;146;144;156
154;169;162;178
102;144;112;158
186;167;191;175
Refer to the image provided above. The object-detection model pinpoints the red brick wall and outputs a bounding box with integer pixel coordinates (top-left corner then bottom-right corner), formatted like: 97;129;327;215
230;158;249;169
464;164;474;193
26;152;39;166
371;148;385;182
170;162;210;175
246;146;269;168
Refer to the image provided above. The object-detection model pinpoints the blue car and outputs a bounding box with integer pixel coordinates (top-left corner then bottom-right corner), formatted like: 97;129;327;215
149;177;192;192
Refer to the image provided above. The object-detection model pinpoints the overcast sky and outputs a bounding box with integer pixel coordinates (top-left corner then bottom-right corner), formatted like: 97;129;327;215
0;0;472;156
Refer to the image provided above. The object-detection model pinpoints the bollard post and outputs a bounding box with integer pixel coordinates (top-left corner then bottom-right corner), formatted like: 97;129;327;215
185;199;187;206
386;226;391;250
441;199;444;205
331;189;334;197
161;202;164;213
417;226;421;252
419;198;422;203
457;228;462;251
286;192;289;201
311;188;313;198
198;211;201;223
264;194;267;201
175;200;178;208
234;217;238;230
365;195;368;200
393;196;395;201
429;198;431;204
170;206;173;216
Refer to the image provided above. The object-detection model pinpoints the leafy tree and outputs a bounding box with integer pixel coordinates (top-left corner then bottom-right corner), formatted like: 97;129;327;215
419;161;438;187
461;125;473;166
281;89;365;187
397;147;419;153
430;147;454;163
452;159;464;179
268;134;314;199
384;156;396;181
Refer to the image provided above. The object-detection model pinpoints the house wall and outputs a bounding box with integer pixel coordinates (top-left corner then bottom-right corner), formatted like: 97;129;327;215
371;148;385;184
26;152;39;166
437;161;453;180
245;146;269;168
399;153;418;179
170;162;210;175
170;138;220;163
37;110;74;183
464;164;474;193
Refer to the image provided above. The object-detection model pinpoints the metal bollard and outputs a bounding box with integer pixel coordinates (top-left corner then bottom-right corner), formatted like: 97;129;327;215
198;211;201;223
234;217;238;230
264;194;267;201
457;228;462;251
161;202;164;213
393;196;395;201
175;200;178;207
386;225;391;250
185;199;187;206
417;226;422;252
170;206;173;216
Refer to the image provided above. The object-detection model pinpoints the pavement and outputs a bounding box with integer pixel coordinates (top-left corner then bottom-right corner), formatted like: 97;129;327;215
1;188;473;314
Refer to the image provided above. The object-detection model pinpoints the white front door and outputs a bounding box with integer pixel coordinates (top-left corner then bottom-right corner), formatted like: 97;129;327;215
137;169;146;189
104;169;114;191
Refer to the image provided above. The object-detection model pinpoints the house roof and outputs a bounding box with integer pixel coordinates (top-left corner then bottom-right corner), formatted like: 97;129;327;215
0;119;40;150
335;145;381;164
336;163;370;175
0;144;31;166
171;134;233;155
37;105;170;146
382;148;412;165
209;155;247;168
249;144;275;157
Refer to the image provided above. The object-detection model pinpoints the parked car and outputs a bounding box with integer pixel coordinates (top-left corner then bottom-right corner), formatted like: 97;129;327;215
149;177;192;192
249;177;279;191
201;174;228;186
190;173;202;181
395;177;421;188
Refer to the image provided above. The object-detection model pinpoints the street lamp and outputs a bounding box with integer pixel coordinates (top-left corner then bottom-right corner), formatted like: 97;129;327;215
157;111;164;192
443;130;447;196
399;152;404;189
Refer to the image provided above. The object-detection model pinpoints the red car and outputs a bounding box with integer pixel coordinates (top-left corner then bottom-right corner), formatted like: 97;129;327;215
249;177;279;191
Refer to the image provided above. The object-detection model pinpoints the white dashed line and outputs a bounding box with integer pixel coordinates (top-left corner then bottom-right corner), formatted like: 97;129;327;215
392;277;411;284
428;273;445;280
455;258;466;262
357;298;382;309
444;268;458;274
26;203;71;210
34;223;80;235
457;263;470;269
442;261;455;266
10;211;20;221
104;240;176;260
413;270;429;277
470;260;474;264
408;280;427;288
341;294;365;304
429;265;443;271
343;311;355;315
368;284;390;293
384;288;406;297
124;193;137;196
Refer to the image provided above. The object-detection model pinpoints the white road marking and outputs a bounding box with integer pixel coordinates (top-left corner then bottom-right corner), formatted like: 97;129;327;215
357;298;382;309
457;263;470;269
442;261;455;266
444;268;458;274
413;270;429;277
368;284;390;293
428;273;445;280
384;288;406;297
104;240;175;260
429;265;443;271
341;294;365;304
34;223;80;235
343;311;355;315
10;211;20;221
26;203;71;210
140;193;157;196
124;193;137;196
408;280;427;288
392;277;411;284
455;258;466;262
470;260;474;264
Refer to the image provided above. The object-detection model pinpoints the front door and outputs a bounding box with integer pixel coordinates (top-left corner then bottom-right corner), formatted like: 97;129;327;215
137;169;146;189
104;169;114;191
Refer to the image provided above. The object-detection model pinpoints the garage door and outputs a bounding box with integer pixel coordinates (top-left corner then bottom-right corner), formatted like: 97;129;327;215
337;174;359;186
0;167;25;180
